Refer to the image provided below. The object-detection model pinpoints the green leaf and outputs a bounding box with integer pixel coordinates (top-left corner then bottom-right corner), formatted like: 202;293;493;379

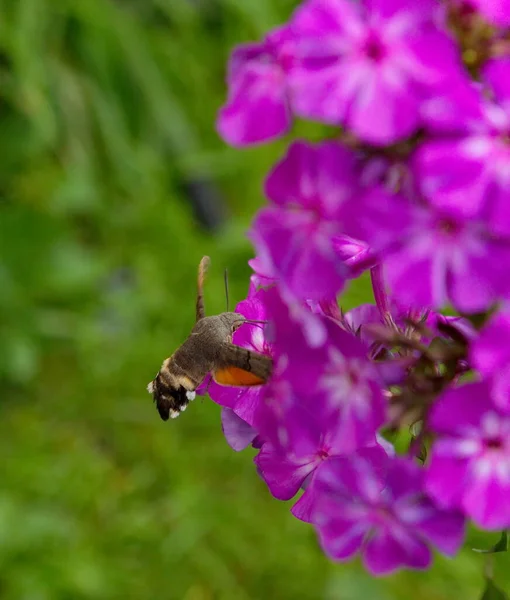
474;531;509;554
481;579;509;600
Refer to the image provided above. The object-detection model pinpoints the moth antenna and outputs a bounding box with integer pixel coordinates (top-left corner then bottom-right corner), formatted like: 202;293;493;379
224;268;229;312
244;319;268;325
196;256;210;322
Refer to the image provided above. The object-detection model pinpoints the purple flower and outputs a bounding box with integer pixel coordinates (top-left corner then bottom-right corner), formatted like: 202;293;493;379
416;59;510;236
217;27;294;146
250;140;359;302
344;303;384;342
426;381;510;530
471;307;510;412
248;255;277;289
350;187;510;312
288;0;462;144
255;436;392;523
254;287;387;457
313;452;465;575
306;297;343;321
332;234;376;278
470;0;510;25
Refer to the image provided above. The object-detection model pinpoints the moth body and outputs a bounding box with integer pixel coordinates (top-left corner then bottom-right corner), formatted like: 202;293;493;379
147;257;272;421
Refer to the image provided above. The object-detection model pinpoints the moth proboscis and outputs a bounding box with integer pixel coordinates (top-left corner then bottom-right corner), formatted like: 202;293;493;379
147;256;273;421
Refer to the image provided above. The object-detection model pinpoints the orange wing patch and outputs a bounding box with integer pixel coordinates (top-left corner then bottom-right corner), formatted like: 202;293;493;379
213;367;266;387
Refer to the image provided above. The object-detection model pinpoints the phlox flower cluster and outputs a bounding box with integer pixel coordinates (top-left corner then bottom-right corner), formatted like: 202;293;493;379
213;0;510;576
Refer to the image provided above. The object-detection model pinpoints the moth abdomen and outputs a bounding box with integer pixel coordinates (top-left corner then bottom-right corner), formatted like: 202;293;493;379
147;375;197;421
147;356;200;421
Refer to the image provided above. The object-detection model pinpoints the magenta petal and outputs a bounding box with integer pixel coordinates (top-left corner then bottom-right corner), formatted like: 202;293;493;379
217;78;290;146
233;386;266;426
484;58;510;104
471;309;510;375
471;0;510;25
363;530;431;575
332;235;376;277
264;141;358;217
462;473;510;530
425;454;469;509
492;370;510;413
385;456;423;499
384;250;443;310
221;408;257;451
415;140;489;216
317;452;386;501
375;434;396;457
404;29;462;86
347;74;419;145
251;207;346;301
291;0;361;37
208;380;243;409
254;443;318;500
290;63;355;126
367;0;441;21
316;516;368;561
248;255;277;287
413;504;466;556
429;382;488;433
344;303;381;341
265;141;316;207
291;482;319;523
217;36;291;147
346;187;413;250
448;241;510;313
325;386;387;455
208;371;266;423
420;78;484;134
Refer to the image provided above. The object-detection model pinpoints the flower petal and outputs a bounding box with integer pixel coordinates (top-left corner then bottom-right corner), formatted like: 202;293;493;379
363;529;431;575
425;454;469;509
462;470;510;530
316;513;368;561
221;408;257;452
254;443;319;500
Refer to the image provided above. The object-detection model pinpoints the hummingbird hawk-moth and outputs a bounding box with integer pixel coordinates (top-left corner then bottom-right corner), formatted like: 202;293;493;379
147;256;273;420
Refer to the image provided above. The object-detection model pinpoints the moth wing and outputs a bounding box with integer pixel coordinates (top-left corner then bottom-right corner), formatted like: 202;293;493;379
212;343;272;387
213;366;266;386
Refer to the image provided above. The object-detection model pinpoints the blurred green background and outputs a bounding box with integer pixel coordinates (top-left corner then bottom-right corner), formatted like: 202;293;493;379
0;0;507;598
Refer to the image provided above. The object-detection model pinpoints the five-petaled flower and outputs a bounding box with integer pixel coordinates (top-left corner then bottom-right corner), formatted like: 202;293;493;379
426;381;510;530
313;451;465;575
349;187;510;312
288;0;462;144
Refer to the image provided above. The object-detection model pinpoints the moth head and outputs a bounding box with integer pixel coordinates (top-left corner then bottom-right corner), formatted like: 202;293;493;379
219;312;268;341
220;312;247;335
147;372;193;421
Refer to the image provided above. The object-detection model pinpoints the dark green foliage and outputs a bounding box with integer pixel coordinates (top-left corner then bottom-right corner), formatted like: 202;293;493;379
474;532;509;554
481;579;509;600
